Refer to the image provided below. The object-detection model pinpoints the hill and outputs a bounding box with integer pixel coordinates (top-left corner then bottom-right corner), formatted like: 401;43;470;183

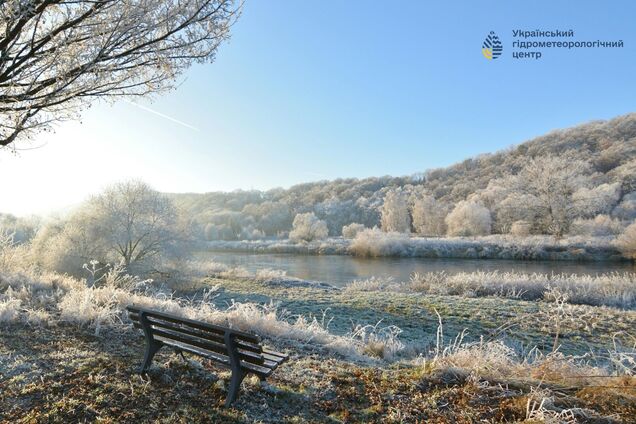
171;114;636;240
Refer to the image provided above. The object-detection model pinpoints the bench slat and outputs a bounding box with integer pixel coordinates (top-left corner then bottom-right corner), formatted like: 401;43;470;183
158;338;276;377
129;313;263;355
263;352;288;364
132;323;267;366
127;305;260;344
262;349;289;361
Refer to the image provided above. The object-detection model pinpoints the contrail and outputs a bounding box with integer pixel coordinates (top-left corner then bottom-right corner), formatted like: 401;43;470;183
124;100;200;132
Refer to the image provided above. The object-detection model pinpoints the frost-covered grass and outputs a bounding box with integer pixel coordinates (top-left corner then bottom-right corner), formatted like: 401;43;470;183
205;232;625;261
346;270;636;309
1;265;635;421
0;267;395;360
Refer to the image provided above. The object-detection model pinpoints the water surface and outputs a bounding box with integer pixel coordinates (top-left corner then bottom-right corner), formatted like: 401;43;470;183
199;251;635;287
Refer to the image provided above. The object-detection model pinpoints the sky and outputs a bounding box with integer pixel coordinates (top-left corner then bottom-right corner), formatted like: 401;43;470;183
1;0;636;216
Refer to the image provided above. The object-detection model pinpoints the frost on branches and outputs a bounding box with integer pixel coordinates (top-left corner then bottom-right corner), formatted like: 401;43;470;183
0;0;240;147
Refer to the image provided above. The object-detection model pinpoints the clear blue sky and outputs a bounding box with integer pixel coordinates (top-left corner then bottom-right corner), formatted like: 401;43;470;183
1;0;635;215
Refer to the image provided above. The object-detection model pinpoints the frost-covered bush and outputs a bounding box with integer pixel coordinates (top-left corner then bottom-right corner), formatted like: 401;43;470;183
342;223;366;239
569;215;623;237
445;200;492;236
510;220;531;236
0;231;29;272
0;213;39;244
344;276;397;292
612;191;636;221
349;228;409;257
615;221;636;260
289;213;328;242
0;298;21;322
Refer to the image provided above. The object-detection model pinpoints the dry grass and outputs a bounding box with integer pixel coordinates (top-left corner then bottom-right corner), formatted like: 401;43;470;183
345;270;636;309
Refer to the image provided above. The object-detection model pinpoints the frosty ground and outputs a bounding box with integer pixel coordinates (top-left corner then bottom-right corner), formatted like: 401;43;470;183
1;265;636;423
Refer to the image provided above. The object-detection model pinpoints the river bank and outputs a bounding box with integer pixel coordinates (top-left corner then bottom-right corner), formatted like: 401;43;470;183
204;235;627;262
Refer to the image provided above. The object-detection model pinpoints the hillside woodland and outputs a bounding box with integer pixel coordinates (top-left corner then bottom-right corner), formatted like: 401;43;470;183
171;114;636;241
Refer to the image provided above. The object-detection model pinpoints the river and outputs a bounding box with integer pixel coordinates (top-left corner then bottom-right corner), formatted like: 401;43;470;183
199;251;636;287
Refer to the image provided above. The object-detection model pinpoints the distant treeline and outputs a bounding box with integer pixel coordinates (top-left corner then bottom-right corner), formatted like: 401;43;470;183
170;114;636;240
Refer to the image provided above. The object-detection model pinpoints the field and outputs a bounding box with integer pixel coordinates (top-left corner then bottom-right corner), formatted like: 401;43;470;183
1;265;636;423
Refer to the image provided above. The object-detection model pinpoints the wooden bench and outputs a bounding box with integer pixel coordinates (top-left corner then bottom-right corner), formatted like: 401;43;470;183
126;305;289;406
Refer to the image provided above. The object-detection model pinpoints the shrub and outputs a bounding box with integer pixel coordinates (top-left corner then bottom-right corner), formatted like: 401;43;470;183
445;200;492;236
349;228;409;257
615;221;636;260
289;213;328;242
510;220;532;236
342;223;366;239
570;215;623;236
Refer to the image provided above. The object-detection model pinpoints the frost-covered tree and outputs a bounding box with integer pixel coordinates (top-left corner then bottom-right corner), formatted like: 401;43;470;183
411;195;446;236
0;0;240;148
445;200;492;236
32;181;179;274
380;189;411;233
242;201;292;236
572;182;621;218
496;193;541;234
314;198;366;236
500;156;594;236
289;212;328;242
82;180;178;269
569;215;623;237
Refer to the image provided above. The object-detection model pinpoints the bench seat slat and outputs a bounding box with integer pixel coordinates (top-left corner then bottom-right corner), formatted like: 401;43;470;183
158;338;276;377
262;349;289;362
132;323;266;365
126;306;260;343
262;352;288;364
129;314;263;355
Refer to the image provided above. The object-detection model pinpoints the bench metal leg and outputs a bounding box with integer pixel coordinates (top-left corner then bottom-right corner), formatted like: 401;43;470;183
140;340;163;373
225;369;245;407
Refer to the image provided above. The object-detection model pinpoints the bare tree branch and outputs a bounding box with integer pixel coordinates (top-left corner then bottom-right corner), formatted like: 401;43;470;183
0;0;241;147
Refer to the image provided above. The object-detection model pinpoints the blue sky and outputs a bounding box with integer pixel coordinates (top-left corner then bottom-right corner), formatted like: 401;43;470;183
1;0;635;215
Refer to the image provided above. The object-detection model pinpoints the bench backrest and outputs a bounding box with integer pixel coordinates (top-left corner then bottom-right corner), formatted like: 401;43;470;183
126;305;266;367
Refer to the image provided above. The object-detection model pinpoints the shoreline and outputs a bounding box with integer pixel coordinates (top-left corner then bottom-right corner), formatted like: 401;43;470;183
202;235;628;262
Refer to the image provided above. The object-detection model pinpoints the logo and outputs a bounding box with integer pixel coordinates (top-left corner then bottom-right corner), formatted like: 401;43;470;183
482;31;503;60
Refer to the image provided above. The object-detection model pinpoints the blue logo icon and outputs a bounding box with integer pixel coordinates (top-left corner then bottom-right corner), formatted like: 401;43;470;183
482;31;503;60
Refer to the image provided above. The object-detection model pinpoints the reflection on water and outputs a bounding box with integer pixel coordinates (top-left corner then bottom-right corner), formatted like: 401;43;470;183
199;251;636;287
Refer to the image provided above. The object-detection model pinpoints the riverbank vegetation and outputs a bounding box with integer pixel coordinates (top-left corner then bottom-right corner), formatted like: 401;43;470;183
204;232;626;261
